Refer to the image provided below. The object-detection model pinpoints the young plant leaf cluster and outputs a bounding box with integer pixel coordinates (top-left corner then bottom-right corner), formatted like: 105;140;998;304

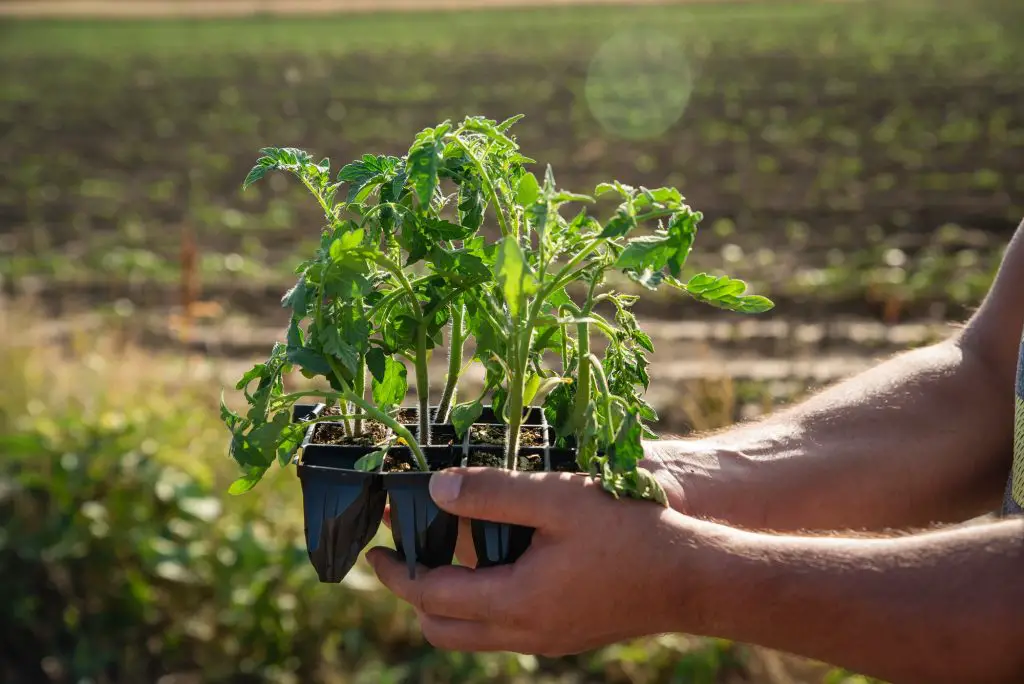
220;115;773;505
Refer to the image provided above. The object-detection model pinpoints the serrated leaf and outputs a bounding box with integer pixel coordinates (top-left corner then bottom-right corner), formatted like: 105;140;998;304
633;329;655;353
286;347;332;377
354;449;387;472
494;236;538;319
451;400;484;437
684;274;775;314
281;276;311;317
422;217;473;241
599;209;637;238
372;357;408;411
320;325;360;376
235;363;266;391
496;113;525;132
228;466;268;495
407;134;442;207
366;347;386;382
242;162;271;189
516;172;540;207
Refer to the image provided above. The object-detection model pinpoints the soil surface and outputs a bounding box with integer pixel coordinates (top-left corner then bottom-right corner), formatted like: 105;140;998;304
467;450;544;472
382;450;417;473
467;424;548;446
312;410;390;446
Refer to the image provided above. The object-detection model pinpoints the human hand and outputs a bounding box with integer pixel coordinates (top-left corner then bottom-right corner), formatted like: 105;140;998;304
366;467;720;656
380;439;704;569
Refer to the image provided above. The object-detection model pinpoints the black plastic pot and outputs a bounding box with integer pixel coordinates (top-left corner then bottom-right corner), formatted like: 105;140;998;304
293;411;387;584
383;446;460;579
459;442;580;568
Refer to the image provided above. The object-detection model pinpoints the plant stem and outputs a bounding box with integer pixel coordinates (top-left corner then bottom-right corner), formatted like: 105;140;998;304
324;357;355;436
586;352;617;446
373;254;423;318
346;391;429;472
571;320;591;434
436;301;464;423
315;361;429;472
415;322;431;446
353;356;366;438
505;333;525;471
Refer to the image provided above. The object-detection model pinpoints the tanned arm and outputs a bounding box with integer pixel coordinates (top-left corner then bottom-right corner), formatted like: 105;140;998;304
694;516;1024;684
647;220;1024;532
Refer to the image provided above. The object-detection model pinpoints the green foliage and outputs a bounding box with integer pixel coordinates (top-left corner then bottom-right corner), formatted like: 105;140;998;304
0;329;866;683
223;114;773;505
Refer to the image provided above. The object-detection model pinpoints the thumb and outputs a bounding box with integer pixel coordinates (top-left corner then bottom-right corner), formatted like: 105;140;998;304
428;467;590;530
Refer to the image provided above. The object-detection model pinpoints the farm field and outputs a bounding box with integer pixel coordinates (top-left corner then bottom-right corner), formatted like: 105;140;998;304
1;0;1022;682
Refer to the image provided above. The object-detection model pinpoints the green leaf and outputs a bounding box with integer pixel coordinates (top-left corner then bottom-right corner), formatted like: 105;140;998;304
276;423;306;467
228;466;268;495
528;376;570;408
451;400;484;437
599;209;637;238
366;347;387;383
494;236;538;319
522;373;542;407
242;161;272;189
286;318;304;349
372;357;408;411
633;329;655;353
422;217;473;241
407;132;443;207
496;113;525;132
286;347;333;377
234;363;266;391
683;274;775;314
319;326;360;376
354;449;387;472
281;276;311;317
611;411;644;472
516;172;540;207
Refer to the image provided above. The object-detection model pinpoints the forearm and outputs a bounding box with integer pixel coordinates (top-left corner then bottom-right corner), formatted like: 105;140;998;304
686;517;1024;684
653;337;1012;531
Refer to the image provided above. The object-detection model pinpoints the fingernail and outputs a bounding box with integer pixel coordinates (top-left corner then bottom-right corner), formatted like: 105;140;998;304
429;471;463;504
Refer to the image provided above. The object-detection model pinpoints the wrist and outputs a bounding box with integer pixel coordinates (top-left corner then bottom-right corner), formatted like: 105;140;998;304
642;438;766;528
656;512;752;638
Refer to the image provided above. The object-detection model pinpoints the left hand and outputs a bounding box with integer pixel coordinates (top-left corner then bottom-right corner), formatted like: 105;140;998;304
365;467;716;656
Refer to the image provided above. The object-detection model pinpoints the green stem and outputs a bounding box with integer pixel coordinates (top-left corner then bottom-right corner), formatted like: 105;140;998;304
415;322;431;446
320;358;428;471
373;254;422;318
436;301;464;423
586;352;616;446
353;356;366;438
300;176;334;223
324;357;355;436
346;391;428;472
505;336;525;471
571;320;591;434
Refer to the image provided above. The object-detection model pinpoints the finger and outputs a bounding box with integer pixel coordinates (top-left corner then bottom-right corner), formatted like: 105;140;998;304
417;613;526;653
454;517;477;568
382;504;391;529
366;546;516;622
428;467;592;529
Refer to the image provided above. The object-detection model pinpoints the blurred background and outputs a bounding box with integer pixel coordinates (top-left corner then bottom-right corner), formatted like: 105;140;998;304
1;0;1021;682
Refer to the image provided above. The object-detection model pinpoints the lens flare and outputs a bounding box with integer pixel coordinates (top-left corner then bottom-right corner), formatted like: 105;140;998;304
585;30;695;141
